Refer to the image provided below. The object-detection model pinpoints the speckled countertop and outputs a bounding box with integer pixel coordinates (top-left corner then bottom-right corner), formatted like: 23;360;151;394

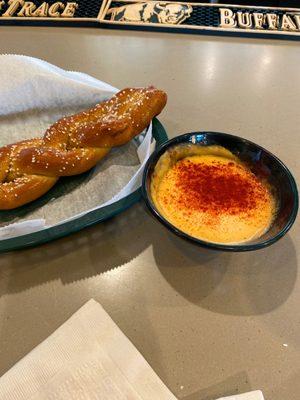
0;27;299;400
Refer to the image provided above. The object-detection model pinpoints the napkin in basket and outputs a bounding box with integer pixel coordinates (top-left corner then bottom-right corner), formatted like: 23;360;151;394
0;55;154;238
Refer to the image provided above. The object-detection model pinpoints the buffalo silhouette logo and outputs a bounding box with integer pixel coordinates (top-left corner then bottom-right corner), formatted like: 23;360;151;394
107;2;193;25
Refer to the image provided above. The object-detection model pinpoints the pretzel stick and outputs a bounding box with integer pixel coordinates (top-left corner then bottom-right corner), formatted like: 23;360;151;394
0;87;167;209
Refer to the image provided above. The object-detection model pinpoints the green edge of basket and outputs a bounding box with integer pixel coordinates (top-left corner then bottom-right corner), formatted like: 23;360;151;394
0;118;168;253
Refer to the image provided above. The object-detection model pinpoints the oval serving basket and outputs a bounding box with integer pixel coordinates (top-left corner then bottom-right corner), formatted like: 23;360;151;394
0;118;168;253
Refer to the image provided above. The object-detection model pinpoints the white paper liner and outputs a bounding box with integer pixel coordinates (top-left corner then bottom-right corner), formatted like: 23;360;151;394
0;55;154;239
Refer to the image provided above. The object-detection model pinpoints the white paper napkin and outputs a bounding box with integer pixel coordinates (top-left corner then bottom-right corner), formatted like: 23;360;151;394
0;55;117;116
0;299;177;400
217;391;264;400
0;55;154;238
0;299;264;400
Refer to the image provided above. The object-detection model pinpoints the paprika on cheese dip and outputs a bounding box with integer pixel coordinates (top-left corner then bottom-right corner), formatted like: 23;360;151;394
150;144;276;244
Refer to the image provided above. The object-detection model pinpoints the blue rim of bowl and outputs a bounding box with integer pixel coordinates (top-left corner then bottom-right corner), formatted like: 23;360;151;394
0;118;168;253
142;131;299;252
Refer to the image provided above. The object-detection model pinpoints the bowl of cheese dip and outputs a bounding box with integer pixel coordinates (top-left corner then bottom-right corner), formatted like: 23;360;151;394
142;132;298;252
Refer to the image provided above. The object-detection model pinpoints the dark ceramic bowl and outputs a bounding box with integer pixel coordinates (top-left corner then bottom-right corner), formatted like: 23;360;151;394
142;132;298;252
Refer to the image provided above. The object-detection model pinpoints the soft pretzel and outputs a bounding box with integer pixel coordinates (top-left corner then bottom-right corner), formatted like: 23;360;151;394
0;86;167;210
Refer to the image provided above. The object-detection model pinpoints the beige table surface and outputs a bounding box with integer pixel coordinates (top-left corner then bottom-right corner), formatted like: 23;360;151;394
0;27;299;400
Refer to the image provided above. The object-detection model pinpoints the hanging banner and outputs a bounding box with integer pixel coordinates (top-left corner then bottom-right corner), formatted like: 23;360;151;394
1;0;300;39
0;0;104;22
99;1;300;38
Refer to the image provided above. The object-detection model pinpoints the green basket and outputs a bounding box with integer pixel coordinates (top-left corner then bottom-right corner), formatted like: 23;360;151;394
0;118;168;253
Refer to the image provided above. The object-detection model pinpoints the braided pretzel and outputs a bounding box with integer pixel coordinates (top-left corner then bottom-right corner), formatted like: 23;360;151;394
0;86;167;210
